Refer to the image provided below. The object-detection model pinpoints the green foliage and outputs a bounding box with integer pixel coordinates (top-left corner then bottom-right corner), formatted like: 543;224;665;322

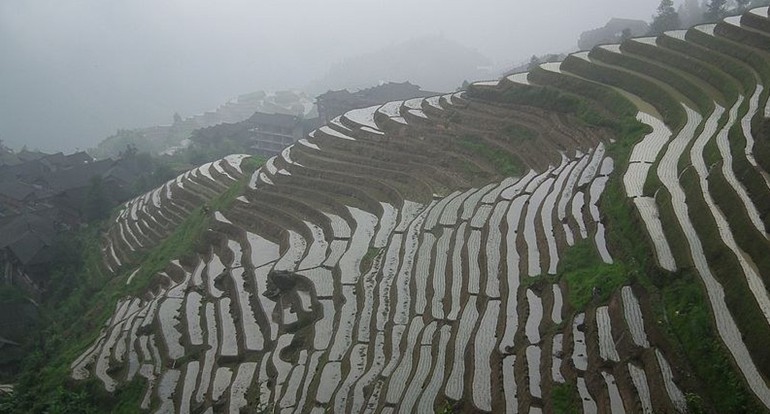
680;168;770;374
657;33;755;93
474;76;640;139
627;35;741;103
128;162;255;294
755;118;770;178
649;0;681;35
502;123;537;143
243;381;273;413
125;205;210;293
527;66;638;118
552;383;581;414
0;385;97;414
717;13;770;53
591;45;713;115
459;136;522;176
495;85;582;114
661;270;763;412
0;285;26;304
686;392;707;414
0;224;125;412
435;400;455;414
686;25;770;86
360;247;382;273
560;54;687;130
83;176;110;222
558;241;629;309
109;379;149;414
241;155;266;173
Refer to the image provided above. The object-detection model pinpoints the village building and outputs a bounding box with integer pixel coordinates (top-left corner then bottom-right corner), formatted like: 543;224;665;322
247;112;306;157
316;81;437;123
0;150;145;294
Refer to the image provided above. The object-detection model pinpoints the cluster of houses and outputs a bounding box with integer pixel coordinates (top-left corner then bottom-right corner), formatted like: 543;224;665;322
0;148;143;294
0;82;438;374
1;82;440;296
316;81;436;123
194;82;438;159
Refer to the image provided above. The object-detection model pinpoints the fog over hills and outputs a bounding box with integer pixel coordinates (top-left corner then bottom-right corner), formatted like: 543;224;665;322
0;0;660;152
306;35;492;95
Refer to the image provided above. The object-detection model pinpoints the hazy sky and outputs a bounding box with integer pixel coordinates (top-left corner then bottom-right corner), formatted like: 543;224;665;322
0;0;662;152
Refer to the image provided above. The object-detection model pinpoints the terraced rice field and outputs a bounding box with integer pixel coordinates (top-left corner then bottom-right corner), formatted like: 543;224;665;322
70;8;770;413
101;155;250;274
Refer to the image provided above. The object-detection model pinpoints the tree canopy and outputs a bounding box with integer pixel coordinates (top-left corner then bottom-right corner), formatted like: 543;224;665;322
650;0;681;35
705;0;727;21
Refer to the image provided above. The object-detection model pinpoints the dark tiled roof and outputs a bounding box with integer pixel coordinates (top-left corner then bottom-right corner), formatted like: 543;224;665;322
359;81;436;102
16;150;48;162
0;160;49;182
66;151;94;165
247;112;302;129
40;151;93;171
316;89;353;100
0;152;21;167
43;159;113;191
0;180;37;201
0;213;56;266
9;232;52;265
316;82;438;120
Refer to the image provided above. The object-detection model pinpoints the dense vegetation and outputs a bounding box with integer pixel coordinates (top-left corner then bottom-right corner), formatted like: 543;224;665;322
0;155;261;413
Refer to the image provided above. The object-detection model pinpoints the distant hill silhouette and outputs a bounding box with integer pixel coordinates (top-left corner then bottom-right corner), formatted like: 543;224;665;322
307;35;492;94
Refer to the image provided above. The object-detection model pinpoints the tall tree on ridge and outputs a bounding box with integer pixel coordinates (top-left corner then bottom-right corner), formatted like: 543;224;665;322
650;0;681;35
706;0;727;21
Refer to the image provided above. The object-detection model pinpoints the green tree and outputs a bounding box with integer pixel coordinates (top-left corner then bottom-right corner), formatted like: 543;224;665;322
527;55;541;70
705;0;727;21
649;0;681;35
83;176;110;222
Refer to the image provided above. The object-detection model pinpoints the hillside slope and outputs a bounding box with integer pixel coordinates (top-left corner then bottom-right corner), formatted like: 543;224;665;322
65;7;770;414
